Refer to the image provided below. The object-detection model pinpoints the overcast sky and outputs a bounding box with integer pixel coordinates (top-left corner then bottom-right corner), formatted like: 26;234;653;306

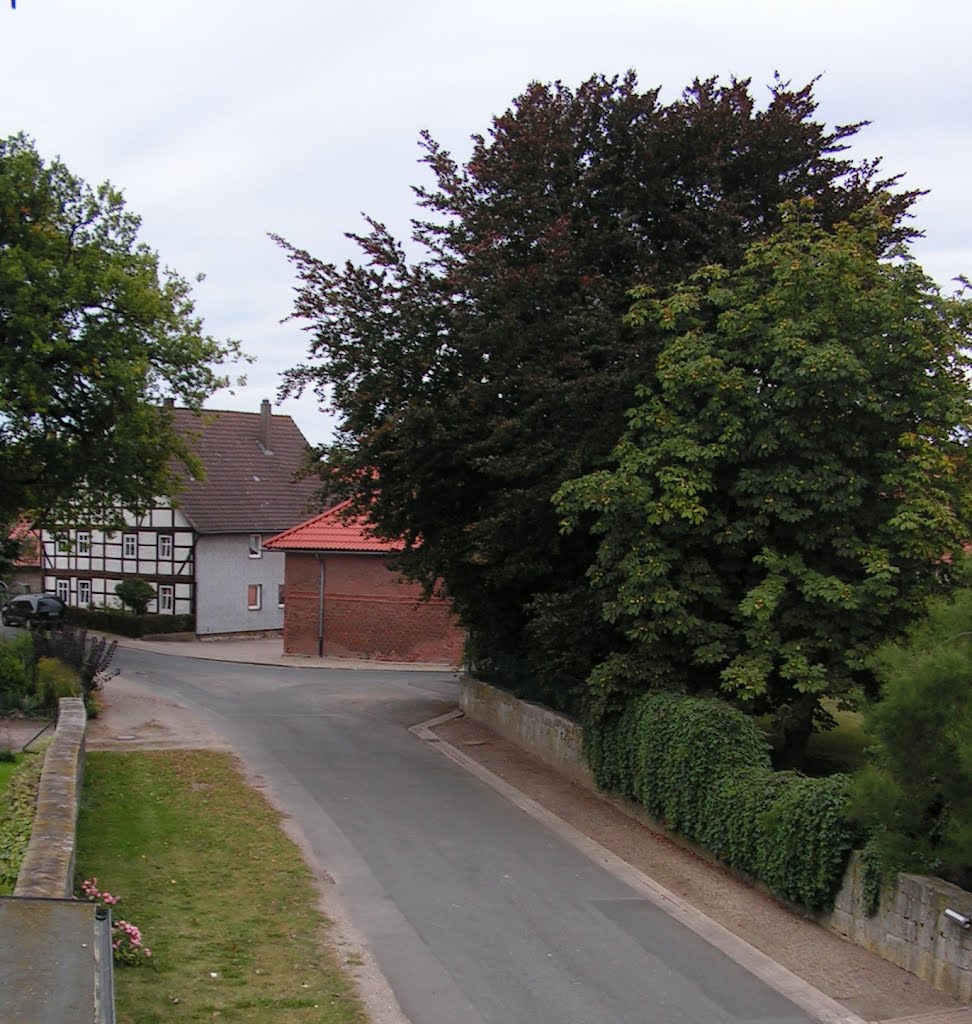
2;0;969;446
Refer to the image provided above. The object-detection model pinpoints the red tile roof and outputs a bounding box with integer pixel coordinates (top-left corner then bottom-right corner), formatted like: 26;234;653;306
264;500;403;553
168;404;322;534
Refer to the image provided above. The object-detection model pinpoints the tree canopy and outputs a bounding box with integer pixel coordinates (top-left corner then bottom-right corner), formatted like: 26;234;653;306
556;202;972;758
0;133;243;528
276;73;923;713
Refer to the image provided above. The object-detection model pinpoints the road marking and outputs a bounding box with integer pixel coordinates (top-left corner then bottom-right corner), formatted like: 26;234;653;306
411;711;871;1024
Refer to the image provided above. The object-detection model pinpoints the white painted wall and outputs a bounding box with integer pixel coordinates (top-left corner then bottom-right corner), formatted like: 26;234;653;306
194;534;285;635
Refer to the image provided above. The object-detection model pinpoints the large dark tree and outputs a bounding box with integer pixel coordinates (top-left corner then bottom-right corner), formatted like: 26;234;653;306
276;73;918;712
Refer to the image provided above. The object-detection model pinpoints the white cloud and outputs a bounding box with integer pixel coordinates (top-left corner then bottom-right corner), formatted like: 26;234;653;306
2;0;969;445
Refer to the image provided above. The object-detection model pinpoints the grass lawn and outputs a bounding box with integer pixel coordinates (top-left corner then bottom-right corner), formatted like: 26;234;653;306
762;703;872;775
76;751;368;1024
0;755;20;797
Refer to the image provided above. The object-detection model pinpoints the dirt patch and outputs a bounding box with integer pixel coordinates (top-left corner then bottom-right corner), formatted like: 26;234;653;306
85;673;230;751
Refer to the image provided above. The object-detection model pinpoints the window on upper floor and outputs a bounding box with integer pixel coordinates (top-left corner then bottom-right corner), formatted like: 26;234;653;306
247;583;262;610
77;532;91;555
123;534;137;559
158;534;173;559
248;534;262;559
56;535;69;554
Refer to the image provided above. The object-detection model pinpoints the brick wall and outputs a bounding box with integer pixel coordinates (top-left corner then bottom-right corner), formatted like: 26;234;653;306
281;552;464;663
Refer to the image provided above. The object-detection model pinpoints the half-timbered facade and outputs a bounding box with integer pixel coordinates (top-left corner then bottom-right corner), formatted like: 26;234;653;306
40;400;321;635
41;504;195;616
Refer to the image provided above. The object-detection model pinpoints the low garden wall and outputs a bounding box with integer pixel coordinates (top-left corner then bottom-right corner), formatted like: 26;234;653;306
14;697;86;899
458;676;972;1003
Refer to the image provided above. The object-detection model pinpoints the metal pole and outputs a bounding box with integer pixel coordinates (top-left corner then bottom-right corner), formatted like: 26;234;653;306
317;555;325;658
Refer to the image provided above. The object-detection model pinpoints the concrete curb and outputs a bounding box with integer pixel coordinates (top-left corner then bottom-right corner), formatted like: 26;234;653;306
411;710;870;1024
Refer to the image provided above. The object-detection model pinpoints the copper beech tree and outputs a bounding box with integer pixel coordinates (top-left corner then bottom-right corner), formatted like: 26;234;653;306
276;73;925;718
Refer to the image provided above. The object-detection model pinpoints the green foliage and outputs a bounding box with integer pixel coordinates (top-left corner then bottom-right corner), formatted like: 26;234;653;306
276;74;917;714
35;657;80;707
0;749;44;894
32;625;117;696
849;568;972;890
114;578;156;615
0;133;245;528
0;633;35;711
586;692;860;910
65;605;194;638
557;203;972;761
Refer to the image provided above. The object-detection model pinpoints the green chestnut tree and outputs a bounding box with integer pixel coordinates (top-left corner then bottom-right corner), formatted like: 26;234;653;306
276;74;919;713
0;133;244;528
555;201;972;765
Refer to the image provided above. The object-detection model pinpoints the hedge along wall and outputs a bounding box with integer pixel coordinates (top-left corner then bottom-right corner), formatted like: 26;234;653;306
585;693;859;912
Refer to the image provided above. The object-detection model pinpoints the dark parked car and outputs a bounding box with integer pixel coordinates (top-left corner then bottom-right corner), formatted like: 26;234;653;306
1;593;67;629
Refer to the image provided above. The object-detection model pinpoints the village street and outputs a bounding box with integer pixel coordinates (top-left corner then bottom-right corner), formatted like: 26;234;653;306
104;645;821;1024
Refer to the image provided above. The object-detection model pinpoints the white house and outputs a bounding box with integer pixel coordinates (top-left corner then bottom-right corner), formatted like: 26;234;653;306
40;400;321;635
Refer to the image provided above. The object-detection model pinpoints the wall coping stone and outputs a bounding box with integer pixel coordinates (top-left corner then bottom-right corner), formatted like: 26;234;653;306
14;697;86;899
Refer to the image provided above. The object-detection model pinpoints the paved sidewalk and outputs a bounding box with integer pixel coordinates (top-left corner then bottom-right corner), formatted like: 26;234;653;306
110;633;457;673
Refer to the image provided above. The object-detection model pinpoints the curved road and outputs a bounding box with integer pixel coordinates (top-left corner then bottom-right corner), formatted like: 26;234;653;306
115;646;813;1024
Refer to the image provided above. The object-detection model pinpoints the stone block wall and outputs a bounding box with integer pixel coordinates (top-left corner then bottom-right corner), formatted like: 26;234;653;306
14;697;86;899
824;852;972;1002
458;676;972;1003
459;677;593;788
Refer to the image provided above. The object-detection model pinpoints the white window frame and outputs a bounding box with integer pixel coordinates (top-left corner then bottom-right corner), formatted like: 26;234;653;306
248;534;263;559
277;583;285;608
159;585;174;613
76;532;91;555
56;578;69;602
123;533;137;558
77;579;91;606
57;535;69;554
158;534;173;559
247;583;262;610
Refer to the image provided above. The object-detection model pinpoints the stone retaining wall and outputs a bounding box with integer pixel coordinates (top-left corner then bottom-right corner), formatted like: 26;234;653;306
458;676;972;1003
825;853;972;1002
459;677;593;788
14;697;86;899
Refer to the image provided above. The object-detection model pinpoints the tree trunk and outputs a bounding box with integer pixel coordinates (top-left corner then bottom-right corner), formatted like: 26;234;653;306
779;696;817;772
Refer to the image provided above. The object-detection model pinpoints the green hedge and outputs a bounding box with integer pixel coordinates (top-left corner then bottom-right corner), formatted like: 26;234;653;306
65;607;195;639
585;693;860;911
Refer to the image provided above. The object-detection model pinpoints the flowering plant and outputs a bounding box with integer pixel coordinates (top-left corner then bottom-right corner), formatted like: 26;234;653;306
79;877;153;965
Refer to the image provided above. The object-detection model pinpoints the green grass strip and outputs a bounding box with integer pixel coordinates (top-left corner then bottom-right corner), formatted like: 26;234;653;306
76;751;368;1024
0;749;45;895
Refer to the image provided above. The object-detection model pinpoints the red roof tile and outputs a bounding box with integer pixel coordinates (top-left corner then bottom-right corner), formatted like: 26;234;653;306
264;500;403;553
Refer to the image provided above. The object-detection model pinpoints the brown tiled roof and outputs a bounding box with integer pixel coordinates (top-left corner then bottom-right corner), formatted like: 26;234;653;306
265;500;403;553
168;405;322;534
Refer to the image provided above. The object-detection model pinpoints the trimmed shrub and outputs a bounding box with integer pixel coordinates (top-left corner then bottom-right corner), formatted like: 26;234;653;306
585;692;860;911
114;578;156;615
65;606;194;639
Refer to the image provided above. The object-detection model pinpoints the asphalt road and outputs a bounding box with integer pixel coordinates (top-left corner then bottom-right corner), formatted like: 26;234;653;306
113;646;813;1024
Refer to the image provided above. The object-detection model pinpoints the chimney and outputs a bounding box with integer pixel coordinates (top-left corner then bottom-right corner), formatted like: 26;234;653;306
260;399;272;453
162;397;175;408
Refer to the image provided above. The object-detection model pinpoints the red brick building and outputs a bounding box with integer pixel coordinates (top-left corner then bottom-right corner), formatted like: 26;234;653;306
265;502;464;665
